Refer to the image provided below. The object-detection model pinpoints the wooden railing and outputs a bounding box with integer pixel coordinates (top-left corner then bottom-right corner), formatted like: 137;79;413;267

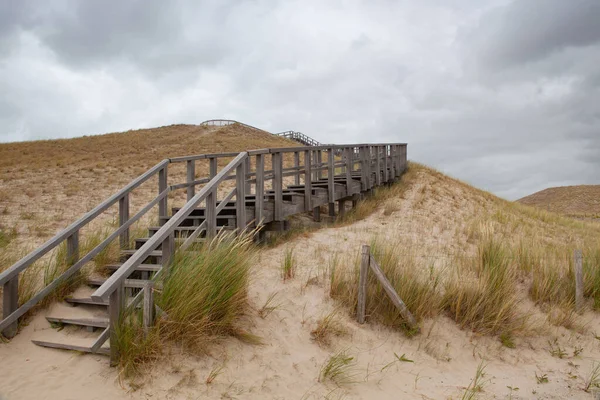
0;142;408;360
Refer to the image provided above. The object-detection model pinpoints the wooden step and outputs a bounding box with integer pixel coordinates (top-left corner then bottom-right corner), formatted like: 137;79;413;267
65;297;108;307
87;277;150;289
121;249;162;257
32;340;110;356
46;316;108;329
105;263;161;272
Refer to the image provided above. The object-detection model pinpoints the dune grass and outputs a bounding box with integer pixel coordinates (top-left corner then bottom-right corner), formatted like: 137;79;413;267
330;238;442;335
114;232;255;376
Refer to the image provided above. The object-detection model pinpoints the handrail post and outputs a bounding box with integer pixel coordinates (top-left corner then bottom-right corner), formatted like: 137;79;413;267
66;230;79;266
186;160;195;202
359;146;367;192
345;147;352;196
206;157;218;238
255;154;265;226
158;165;168;222
304;150;312;212
245;156;252;194
394;145;401;178
328;149;335;217
119;194;130;249
161;233;174;273
143;281;154;335
272;152;283;221
375;146;382;186
294;151;300;186
389;145;396;181
2;276;18;338
317;150;323;180
383;145;389;183
236;158;247;231
108;283;124;366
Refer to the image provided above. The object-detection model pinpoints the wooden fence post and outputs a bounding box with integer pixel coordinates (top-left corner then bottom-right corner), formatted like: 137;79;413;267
66;230;79;266
161;233;174;274
345;147;353;196
158;165;168;222
2;276;18;338
357;245;370;324
317;150;323;180
244;156;252;194
575;249;583;313
119;193;130;249
186;160;195;202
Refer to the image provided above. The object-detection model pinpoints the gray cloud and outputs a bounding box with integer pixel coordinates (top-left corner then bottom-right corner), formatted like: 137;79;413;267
0;0;598;199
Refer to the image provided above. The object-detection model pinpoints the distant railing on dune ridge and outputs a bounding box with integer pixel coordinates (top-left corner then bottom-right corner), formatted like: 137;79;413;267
200;119;323;147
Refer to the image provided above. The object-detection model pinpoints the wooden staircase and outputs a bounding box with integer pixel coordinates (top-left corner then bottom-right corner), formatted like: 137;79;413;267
1;142;408;363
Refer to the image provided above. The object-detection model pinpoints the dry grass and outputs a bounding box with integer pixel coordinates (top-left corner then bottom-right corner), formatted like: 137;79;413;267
518;185;600;218
310;310;348;346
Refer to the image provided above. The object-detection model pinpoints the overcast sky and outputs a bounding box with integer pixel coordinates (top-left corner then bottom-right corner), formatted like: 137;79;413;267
1;0;599;199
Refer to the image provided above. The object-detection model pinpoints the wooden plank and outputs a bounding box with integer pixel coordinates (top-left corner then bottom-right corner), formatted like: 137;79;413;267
383;145;389;182
65;297;108;306
369;254;417;329
119;193;130;249
158;165;168;223
46;316;108;328
186;160;195;201
91;327;110;353
256;154;265;225
108;284;124;366
313;206;321;222
357;245;369;324
2;276;18;338
143;281;154;335
245;156;252;194
206;189;216;238
161;233;174;273
32;340;110;356
327;150;335;204
236;160;247;231
345;148;353;195
317;150;323;180
272;152;283;221
575;249;584;313
375;145;382;186
294;152;300;186
304;150;312;211
66;230;79;266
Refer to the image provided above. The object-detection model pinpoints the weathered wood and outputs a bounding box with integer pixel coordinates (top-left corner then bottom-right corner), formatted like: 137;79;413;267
0;159;168;288
328;203;336;217
294;151;300;186
369;254;418;329
66;230;79;266
389;145;396;181
375;145;382;186
206;188;217;238
317;150;323;180
357;245;369;324
186;160;195;201
304;150;312;211
2;276;18;338
313;206;321;222
328;150;335;203
575;249;584;313
383;145;389;182
256;154;265;225
272;152;283;221
209;157;218;178
32;340;110;356
119;193;130;249
244;156;252;194
345;148;353;195
236;160;247;231
92;153;248;302
108;284;124;366
158;165;168;222
143;281;154;335
161;233;174;274
338;200;346;218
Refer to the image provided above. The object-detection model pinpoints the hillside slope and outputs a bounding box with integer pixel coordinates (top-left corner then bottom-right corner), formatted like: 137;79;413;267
2;163;600;399
0;124;299;249
518;185;600;218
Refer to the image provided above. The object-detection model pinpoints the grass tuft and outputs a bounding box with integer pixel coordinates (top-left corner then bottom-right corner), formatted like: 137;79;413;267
319;350;358;386
311;310;348;346
281;247;297;281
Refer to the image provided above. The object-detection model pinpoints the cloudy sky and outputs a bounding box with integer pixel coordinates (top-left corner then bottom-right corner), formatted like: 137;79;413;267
1;0;599;199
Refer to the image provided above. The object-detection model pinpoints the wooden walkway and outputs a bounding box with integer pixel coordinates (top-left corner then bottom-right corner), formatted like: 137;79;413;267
0;142;407;362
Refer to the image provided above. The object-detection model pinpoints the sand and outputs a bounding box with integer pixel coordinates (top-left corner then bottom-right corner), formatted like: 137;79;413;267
2;167;600;399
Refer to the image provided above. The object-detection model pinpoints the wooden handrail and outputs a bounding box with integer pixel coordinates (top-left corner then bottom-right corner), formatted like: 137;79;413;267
91;152;249;302
0;159;169;287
